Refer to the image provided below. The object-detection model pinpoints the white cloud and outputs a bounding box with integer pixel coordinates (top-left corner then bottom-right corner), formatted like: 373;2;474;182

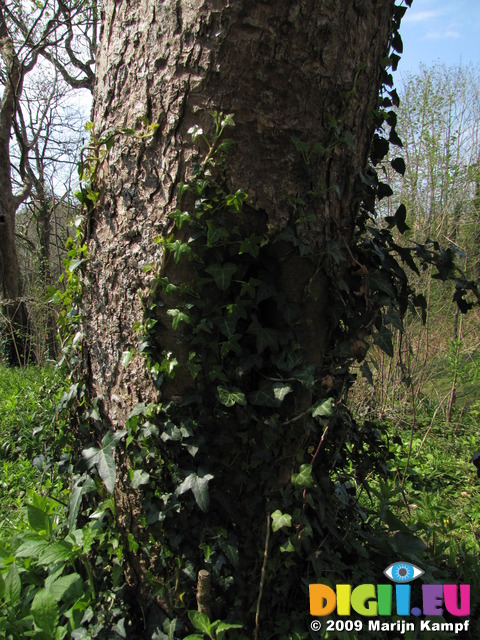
403;9;445;23
423;29;461;40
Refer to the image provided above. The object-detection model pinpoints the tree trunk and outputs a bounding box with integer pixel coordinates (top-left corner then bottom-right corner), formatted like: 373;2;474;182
85;0;397;635
0;17;32;365
88;0;393;424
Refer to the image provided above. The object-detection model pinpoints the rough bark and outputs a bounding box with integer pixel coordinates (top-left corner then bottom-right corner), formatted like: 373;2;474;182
87;0;394;424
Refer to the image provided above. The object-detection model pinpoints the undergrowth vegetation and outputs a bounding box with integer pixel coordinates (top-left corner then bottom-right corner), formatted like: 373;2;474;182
1;356;480;639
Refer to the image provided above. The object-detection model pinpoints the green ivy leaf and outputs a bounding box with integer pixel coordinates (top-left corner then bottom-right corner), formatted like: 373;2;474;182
205;263;237;291
206;219;229;246
82;430;126;494
167;308;191;330
292;464;314;488
311;397;335;418
121;349;135;368
271;510;292;533
217;385;247;407
176;470;214;512
131;469;150;488
272;382;293;404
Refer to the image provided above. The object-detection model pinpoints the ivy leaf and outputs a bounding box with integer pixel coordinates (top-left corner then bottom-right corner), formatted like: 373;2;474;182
121;349;135;368
370;135;389;163
206;219;229;246
249;382;292;407
176;470;214;512
238;235;264;258
390;157;406;176
385;204;409;234
312;397;335;418
271;510;292;533
292;463;314;488
167;308;191;330
205;263;237;291
373;325;394;357
272;382;293;403
82;430;126;494
31;589;59;635
377;182;393;200
131;469;150;488
217;385;247;407
226;189;247;211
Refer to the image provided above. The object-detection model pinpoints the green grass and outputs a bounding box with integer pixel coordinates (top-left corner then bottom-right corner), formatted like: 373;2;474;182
0;364;62;525
359;412;480;638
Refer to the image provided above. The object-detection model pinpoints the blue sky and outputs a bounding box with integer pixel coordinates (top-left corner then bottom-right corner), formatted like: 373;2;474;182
396;0;480;75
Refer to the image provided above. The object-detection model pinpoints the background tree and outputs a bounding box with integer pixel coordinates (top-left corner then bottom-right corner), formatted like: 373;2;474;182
364;64;480;424
0;0;95;363
78;1;413;636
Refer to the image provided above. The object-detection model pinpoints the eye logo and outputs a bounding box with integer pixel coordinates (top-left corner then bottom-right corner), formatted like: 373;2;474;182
384;562;424;583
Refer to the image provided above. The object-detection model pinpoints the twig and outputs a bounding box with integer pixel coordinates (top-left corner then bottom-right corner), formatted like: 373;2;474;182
254;512;271;640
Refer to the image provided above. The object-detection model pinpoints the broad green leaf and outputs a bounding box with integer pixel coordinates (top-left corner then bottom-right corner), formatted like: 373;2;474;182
31;589;59;634
68;476;96;531
5;563;21;605
217;386;247;407
188;610;211;634
215;621;243;638
176;471;214;512
271;510;292;532
48;573;83;602
292;464;314;488
27;504;52;534
38;541;74;566
15;537;50;558
0;573;4;599
280;539;296;553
